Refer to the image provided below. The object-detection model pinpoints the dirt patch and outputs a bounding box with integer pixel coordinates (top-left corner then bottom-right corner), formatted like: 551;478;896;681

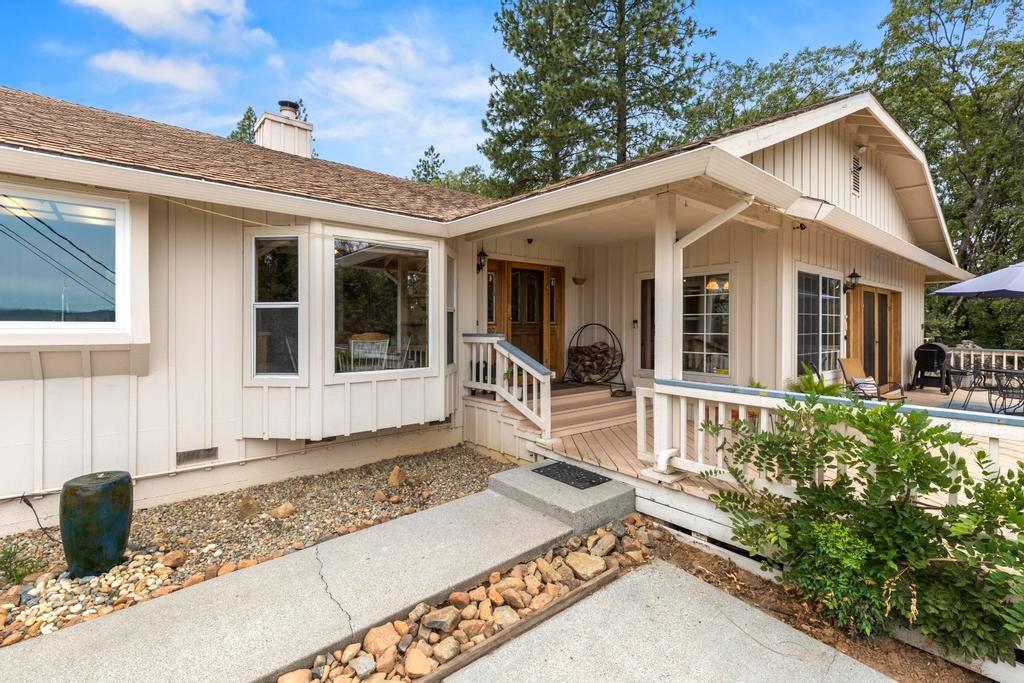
656;537;988;682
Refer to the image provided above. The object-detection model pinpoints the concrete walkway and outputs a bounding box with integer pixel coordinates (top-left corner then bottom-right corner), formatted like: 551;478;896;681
0;490;572;683
450;559;892;682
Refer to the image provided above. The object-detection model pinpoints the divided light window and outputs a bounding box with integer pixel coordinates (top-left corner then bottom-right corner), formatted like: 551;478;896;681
797;271;842;375
334;239;430;373
0;190;117;324
446;254;456;366
254;237;299;375
683;273;730;375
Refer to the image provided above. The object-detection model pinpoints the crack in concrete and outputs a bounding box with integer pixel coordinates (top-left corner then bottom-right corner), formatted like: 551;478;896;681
314;544;354;638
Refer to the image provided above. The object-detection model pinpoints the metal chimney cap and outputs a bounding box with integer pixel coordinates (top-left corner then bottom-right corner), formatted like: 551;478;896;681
278;100;299;119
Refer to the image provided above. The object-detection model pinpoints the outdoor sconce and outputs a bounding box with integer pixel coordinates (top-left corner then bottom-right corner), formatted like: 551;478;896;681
476;250;488;273
843;269;862;294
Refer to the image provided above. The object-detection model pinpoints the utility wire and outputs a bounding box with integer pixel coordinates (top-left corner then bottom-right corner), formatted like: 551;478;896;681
0;224;114;307
0;204;115;286
4;195;115;275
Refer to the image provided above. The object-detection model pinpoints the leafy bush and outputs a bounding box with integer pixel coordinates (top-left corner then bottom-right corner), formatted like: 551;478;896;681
704;393;1024;664
784;364;849;396
0;543;39;586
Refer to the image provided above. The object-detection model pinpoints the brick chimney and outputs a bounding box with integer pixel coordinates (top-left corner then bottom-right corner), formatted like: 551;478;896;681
254;100;313;157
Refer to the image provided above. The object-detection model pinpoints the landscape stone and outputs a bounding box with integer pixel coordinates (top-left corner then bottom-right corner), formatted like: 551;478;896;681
278;670;312;683
448;591;471;609
433;636;460;663
397;633;413;654
404;648;435;678
422;605;460;632
160;550;186;568
387;466;407;487
468;586;487;602
341;643;361;664
376;645;397;674
269;502;296;519
565;552;606;581
492;606;520;628
408;602;430;623
363;623;401;655
589;534;616;558
350;654;376;680
238;495;259;521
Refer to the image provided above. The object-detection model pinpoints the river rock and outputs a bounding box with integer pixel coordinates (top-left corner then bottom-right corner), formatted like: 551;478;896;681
589;534;616;558
404;648;436;678
422;605;460;632
363;623;400;655
269;502;296;519
492;606;520;628
433;636;460;664
350;654;376;680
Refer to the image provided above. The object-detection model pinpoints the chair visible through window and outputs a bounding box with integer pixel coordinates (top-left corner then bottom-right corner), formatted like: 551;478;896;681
350;334;389;371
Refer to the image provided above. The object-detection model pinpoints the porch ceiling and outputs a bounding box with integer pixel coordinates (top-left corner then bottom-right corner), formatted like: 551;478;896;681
485;178;783;247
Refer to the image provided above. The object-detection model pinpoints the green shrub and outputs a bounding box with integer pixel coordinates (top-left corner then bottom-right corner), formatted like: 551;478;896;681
704;393;1024;664
0;543;39;586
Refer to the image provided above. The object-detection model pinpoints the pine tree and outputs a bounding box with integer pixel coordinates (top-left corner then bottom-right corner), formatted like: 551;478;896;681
481;1;600;195
481;0;715;192
412;146;445;184
228;106;257;144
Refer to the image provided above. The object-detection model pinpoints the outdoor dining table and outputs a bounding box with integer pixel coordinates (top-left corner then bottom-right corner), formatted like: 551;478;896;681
948;365;1024;414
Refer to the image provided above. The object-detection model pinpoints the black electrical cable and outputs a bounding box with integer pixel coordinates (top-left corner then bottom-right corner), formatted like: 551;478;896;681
0;224;114;307
4;195;115;275
20;494;59;543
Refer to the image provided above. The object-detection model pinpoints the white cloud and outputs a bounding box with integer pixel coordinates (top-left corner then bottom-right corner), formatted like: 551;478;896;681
303;30;490;170
265;53;285;72
89;50;219;93
68;0;272;45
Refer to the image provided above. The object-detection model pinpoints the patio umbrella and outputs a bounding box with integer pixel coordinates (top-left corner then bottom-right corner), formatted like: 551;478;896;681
931;262;1024;299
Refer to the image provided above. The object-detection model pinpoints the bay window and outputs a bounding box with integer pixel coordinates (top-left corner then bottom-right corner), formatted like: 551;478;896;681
683;273;730;375
797;271;842;375
334;239;430;373
0;188;122;326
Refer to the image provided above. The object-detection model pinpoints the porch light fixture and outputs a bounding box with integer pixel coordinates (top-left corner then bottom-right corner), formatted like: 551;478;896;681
476;250;488;273
572;275;587;285
843;269;862;294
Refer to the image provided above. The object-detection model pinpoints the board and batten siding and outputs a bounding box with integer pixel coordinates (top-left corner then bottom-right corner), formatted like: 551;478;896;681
0;190;459;514
743;120;915;243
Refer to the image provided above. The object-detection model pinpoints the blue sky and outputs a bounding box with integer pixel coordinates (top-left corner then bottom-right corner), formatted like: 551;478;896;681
3;0;891;177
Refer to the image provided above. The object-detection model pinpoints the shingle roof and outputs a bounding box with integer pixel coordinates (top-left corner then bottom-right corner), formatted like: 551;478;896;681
0;86;873;224
0;86;497;221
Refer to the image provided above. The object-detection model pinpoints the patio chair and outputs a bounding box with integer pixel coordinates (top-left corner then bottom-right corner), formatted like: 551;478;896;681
946;361;989;410
350;336;390;371
838;357;905;403
993;371;1024;414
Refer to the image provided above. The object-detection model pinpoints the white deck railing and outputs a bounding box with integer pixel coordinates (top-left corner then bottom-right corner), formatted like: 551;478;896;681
463;333;553;439
639;379;1019;504
948;345;1024;371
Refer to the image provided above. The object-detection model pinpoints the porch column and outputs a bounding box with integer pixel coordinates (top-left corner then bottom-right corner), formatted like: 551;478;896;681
652;192;682;463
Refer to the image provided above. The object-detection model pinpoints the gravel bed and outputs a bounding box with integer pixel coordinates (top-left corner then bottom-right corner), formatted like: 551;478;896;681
0;445;513;646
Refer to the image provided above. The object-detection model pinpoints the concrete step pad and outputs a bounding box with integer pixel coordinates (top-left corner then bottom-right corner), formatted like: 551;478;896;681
0;491;573;683
489;460;635;535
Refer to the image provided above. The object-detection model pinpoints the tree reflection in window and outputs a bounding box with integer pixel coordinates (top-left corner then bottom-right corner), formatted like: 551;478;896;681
334;239;430;373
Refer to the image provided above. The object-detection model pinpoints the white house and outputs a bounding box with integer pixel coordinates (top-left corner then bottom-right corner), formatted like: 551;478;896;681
4;86;1008;540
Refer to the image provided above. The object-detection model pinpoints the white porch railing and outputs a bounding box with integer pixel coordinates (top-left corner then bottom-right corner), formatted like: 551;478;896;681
463;333;553;439
639;378;1019;505
948;345;1024;371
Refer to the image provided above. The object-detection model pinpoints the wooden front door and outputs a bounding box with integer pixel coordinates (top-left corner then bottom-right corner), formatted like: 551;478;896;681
848;286;902;386
486;259;564;376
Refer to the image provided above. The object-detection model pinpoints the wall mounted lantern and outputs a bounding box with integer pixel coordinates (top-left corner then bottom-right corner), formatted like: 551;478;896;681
843;269;862;294
476;250;488;273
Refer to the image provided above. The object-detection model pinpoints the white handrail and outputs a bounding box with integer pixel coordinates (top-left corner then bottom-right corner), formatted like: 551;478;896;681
462;333;553;439
948;346;1024;371
646;378;1013;504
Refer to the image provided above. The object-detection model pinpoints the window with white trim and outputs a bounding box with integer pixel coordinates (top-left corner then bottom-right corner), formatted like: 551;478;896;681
0;188;122;325
683;273;730;375
797;271;842;374
333;239;430;373
446;254;456;366
253;236;299;375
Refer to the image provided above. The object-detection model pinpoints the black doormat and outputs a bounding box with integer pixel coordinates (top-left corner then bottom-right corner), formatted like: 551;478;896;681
533;461;610;490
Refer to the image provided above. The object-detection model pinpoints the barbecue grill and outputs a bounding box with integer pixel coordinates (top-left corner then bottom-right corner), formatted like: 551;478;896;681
912;342;952;392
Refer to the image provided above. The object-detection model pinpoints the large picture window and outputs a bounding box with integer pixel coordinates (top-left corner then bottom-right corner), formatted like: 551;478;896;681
0;190;117;324
334;239;430;373
797;271;842;374
683;273;730;375
254;237;299;375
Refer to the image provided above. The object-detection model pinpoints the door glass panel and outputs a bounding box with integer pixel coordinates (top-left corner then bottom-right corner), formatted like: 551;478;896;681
640;278;654;370
863;291;875;378
878;293;889;384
